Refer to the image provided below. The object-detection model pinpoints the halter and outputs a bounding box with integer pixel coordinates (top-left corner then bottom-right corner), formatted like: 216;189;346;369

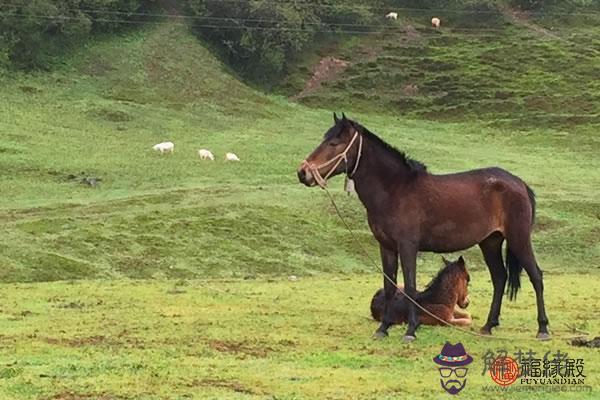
305;130;363;188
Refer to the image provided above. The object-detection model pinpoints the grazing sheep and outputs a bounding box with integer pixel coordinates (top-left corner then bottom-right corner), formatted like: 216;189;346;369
385;12;398;20
225;152;240;162
152;141;174;154
431;17;441;28
198;149;215;160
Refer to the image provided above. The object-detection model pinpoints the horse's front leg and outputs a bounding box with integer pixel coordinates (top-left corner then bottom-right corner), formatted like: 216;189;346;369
399;243;419;342
451;308;472;326
373;244;398;339
453;307;471;319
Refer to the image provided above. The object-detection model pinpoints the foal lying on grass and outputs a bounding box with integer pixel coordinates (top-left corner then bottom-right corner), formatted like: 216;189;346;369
370;256;472;327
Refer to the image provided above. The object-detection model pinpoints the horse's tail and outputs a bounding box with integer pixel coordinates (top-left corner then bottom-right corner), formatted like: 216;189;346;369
506;246;522;301
506;182;535;301
526;183;536;226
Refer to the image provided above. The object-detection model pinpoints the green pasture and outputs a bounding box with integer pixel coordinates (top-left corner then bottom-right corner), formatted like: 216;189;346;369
0;276;599;399
0;22;599;399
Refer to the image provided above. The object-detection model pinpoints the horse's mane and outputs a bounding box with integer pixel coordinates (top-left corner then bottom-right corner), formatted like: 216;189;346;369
422;261;465;296
349;120;427;173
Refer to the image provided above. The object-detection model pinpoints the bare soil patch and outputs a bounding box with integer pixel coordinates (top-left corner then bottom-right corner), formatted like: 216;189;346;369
46;392;123;400
501;8;561;39
208;339;274;358
570;336;600;348
189;378;258;394
295;56;350;98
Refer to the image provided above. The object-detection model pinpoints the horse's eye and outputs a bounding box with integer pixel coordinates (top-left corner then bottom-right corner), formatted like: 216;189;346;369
329;141;338;147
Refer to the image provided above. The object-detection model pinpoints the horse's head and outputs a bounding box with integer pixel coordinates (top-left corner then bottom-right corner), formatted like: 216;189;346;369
442;256;470;309
297;112;363;187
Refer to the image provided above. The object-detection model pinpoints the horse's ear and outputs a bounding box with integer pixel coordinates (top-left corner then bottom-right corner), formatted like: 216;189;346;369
441;256;450;266
457;255;465;265
341;112;347;121
333;112;339;123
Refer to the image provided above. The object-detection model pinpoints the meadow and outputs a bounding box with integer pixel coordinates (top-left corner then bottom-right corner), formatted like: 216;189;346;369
0;22;599;399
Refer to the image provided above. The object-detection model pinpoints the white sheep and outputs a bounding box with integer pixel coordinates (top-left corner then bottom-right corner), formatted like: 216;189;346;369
198;149;215;160
431;17;441;28
386;12;398;20
225;152;240;162
152;141;174;154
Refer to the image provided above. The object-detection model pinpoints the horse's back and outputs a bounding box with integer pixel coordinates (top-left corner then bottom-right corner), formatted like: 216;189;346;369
427;166;531;204
410;167;534;250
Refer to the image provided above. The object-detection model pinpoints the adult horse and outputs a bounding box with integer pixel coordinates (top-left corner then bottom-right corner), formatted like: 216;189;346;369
297;113;549;341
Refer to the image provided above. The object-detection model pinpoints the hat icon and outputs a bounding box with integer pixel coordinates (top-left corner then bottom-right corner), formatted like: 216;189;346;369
433;342;473;367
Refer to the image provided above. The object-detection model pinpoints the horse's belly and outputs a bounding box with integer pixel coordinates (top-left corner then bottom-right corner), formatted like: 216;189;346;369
421;220;496;252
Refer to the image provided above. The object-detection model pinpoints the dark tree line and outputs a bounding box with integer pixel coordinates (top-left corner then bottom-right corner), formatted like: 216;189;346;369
0;1;153;69
184;0;383;82
0;0;383;73
1;1;598;73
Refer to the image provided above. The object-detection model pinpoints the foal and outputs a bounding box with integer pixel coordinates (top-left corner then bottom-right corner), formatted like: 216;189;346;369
370;257;472;327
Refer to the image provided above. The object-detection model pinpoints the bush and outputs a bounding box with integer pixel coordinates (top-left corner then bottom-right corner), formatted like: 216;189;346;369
185;0;382;83
0;0;145;70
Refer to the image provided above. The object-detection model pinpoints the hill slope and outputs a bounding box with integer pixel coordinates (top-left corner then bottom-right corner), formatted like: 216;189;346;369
279;10;600;128
0;22;599;284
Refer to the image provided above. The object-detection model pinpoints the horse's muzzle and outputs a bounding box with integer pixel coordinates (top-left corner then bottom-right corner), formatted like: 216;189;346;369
459;295;470;309
297;161;316;187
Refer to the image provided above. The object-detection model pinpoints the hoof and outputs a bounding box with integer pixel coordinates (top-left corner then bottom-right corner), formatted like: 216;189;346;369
536;332;551;341
372;330;388;340
403;335;416;343
479;327;492;336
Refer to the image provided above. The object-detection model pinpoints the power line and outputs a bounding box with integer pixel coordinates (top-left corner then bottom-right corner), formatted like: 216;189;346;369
1;8;598;56
2;3;600;18
0;14;506;38
3;11;600;36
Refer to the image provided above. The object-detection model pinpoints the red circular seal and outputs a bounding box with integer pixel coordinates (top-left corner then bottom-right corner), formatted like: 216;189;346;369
489;356;519;386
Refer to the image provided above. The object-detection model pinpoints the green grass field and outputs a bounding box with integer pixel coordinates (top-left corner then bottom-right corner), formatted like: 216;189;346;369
1;21;599;399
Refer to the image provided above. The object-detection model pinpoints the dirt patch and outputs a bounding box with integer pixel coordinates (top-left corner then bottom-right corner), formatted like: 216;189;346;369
295;56;350;98
404;25;421;42
43;334;144;349
19;85;42;94
570;336;600;348
189;378;258;394
44;335;109;347
501;7;561;40
208;339;274;358
40;332;146;349
87;107;132;122
533;215;564;232
401;84;419;97
46;392;123;400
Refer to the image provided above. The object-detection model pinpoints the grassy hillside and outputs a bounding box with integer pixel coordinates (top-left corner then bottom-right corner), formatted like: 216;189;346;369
0;20;599;400
279;9;600;128
1;22;599;283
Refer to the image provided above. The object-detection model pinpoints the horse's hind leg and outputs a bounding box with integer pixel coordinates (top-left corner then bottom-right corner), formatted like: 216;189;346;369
453;308;471;319
479;232;506;335
506;236;550;339
450;317;472;326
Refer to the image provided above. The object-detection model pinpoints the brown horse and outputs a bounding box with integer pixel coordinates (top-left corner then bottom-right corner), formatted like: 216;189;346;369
370;256;472;327
297;113;549;341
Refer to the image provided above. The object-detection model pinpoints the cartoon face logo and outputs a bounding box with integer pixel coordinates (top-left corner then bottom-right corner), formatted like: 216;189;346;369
433;342;473;395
